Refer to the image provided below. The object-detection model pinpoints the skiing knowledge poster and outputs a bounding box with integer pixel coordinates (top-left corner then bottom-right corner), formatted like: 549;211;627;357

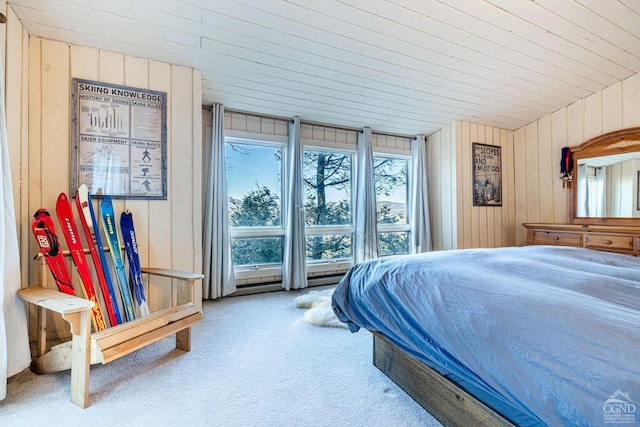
71;78;167;199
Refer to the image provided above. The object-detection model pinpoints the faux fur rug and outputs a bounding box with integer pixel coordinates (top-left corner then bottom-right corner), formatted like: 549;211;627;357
294;288;348;329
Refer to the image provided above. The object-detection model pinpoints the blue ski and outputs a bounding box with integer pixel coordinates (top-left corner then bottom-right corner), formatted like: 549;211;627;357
120;210;150;317
100;196;136;322
76;184;122;326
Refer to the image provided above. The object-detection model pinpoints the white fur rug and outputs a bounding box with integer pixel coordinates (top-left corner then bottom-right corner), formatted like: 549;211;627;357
294;288;348;328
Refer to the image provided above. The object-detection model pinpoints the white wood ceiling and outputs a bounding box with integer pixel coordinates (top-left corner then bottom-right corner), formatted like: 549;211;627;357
7;0;640;136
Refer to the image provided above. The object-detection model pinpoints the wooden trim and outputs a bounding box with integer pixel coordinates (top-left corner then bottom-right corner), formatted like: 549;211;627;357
523;222;640;234
570;127;640;157
372;332;514;427
568;127;640;226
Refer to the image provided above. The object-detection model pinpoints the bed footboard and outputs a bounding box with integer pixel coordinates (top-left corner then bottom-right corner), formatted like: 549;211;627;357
372;332;513;427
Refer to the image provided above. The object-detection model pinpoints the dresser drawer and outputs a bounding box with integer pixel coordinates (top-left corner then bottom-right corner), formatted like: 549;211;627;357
530;230;582;246
523;224;640;256
585;234;634;252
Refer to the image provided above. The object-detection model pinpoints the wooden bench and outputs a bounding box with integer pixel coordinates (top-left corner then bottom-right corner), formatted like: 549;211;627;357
18;255;203;408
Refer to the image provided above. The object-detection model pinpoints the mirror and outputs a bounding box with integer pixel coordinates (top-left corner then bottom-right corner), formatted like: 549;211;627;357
570;127;640;226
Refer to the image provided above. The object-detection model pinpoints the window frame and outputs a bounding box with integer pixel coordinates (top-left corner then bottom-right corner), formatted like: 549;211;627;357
223;131;415;280
373;150;412;256
225;134;288;279
302;143;356;272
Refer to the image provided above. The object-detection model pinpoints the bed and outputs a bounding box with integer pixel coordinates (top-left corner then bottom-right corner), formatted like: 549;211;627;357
331;245;640;426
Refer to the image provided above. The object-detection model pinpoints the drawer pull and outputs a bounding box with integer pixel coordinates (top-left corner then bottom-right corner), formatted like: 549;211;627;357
553;236;560;241
604;239;613;245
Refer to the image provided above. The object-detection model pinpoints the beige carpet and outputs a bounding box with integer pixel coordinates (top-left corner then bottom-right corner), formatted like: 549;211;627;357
2;286;442;427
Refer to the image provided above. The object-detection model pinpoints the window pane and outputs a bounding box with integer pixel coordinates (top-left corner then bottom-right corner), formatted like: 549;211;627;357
226;143;282;227
231;237;283;266
378;232;409;256
306;234;352;261
303;151;352;226
374;157;408;225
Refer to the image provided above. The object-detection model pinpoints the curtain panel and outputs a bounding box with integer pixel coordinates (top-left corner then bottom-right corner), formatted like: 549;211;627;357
202;104;236;299
410;135;432;253
354;127;379;263
282;117;307;290
0;63;30;400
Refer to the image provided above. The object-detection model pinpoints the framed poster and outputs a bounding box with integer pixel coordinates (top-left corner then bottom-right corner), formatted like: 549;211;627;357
472;143;502;207
71;78;167;199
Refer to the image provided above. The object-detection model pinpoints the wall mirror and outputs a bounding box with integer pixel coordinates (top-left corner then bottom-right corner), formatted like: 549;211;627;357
569;127;640;226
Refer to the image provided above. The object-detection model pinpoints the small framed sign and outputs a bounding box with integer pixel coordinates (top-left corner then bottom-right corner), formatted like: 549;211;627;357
71;78;167;199
472;143;502;207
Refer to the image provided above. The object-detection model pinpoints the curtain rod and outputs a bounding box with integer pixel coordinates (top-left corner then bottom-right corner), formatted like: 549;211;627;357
302;119;416;139
202;105;416;139
202;106;292;123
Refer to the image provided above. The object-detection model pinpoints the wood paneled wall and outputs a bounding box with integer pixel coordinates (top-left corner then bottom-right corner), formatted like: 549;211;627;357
427;121;515;250
513;72;640;245
425;123;456;250
6;35;203;313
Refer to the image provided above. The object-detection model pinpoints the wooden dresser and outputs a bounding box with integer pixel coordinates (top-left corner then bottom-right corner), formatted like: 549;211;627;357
523;223;640;256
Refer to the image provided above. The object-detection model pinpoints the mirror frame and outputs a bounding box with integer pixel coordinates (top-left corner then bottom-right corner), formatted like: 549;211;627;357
569;127;640;226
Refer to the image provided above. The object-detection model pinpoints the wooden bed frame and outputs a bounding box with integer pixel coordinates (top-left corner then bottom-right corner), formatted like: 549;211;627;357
372;332;514;427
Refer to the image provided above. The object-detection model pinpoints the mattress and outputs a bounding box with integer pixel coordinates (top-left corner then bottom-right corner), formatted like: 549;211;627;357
331;245;640;426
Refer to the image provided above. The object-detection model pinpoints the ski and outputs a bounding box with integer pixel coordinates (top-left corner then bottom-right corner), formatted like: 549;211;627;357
56;192;107;332
76;185;122;326
120;210;151;317
31;209;76;295
100;196;136;322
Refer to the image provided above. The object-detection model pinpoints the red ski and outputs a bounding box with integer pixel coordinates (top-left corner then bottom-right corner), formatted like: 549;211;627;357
31;209;75;295
75;185;120;327
56;192;107;332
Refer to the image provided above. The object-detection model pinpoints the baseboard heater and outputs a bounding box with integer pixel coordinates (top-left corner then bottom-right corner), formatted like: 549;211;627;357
234;273;345;296
308;273;345;287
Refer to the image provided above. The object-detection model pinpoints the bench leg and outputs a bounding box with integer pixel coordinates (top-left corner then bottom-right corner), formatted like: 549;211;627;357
64;310;91;408
176;327;191;352
36;305;47;357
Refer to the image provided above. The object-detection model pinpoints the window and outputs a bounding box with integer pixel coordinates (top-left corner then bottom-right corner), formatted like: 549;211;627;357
303;149;354;264
223;125;414;285
226;140;285;270
374;155;410;256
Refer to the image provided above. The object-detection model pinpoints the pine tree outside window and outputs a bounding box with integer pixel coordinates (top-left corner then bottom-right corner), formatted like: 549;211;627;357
374;155;410;256
303;148;355;265
225;139;286;270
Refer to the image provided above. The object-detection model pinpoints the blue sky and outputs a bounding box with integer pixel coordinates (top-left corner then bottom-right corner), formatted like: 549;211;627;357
225;143;407;207
226;144;281;201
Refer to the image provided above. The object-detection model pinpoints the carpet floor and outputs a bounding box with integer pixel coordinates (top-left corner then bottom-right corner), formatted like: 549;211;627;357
2;286;442;427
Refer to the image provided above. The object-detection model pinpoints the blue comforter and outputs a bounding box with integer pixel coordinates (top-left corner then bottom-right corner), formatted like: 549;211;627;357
332;245;640;426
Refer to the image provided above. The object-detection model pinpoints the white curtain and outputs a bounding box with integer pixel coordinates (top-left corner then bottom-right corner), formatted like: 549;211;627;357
594;167;606;217
1;61;30;400
282;117;307;290
577;164;606;217
577;164;588;217
410;135;432;253
202;104;236;299
354;127;378;263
